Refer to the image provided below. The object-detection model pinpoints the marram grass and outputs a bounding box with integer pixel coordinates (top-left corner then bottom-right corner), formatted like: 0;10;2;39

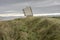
0;17;60;40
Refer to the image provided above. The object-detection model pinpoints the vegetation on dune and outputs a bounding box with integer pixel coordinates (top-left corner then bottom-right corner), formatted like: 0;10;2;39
0;17;60;40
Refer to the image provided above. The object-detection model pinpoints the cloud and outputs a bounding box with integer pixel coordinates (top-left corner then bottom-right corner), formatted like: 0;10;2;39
29;0;60;7
34;13;60;16
0;2;30;12
4;10;17;12
0;13;24;17
0;0;60;14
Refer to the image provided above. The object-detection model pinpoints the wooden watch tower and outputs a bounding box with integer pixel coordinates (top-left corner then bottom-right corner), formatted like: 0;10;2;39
23;6;33;17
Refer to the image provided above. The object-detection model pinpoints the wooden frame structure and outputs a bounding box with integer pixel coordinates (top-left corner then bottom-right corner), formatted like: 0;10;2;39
23;6;33;17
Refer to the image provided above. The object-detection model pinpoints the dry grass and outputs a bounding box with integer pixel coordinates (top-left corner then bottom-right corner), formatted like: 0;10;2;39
0;17;60;40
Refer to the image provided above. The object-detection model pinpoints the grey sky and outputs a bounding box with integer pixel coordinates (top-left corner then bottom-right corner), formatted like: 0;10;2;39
0;0;60;14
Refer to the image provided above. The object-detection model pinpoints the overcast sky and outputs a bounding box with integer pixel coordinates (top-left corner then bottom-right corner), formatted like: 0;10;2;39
0;0;60;14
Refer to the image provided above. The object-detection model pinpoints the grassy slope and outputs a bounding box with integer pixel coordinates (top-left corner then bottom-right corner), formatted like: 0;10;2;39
0;17;60;40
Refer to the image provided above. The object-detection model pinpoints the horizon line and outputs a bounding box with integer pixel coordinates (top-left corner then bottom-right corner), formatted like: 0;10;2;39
0;13;60;17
